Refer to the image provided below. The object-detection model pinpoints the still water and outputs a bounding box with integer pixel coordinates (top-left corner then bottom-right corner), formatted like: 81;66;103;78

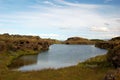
14;44;107;71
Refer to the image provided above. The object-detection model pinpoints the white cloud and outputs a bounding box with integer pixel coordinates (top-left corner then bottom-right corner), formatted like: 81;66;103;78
0;23;3;26
39;33;60;38
115;18;120;23
26;33;60;38
0;1;113;28
0;0;119;39
90;26;109;32
0;28;19;34
109;27;120;32
91;33;119;39
43;1;57;6
7;5;109;30
59;26;72;30
59;0;105;9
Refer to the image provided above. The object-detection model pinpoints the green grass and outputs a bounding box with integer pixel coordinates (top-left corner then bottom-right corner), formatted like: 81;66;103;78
80;55;111;68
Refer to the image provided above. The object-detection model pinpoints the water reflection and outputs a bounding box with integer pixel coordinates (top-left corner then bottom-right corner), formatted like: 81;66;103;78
8;55;37;69
9;44;107;71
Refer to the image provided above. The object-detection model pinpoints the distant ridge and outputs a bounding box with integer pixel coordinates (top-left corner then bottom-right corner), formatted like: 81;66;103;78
64;37;94;44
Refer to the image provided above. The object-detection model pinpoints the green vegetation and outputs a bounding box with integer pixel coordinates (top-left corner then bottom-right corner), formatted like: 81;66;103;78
90;39;105;42
81;55;109;67
0;34;120;80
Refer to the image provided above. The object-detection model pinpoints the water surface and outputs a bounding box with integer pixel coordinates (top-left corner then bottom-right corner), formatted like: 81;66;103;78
14;44;107;71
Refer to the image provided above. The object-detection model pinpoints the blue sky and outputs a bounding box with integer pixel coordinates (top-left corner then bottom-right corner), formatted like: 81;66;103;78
0;0;120;40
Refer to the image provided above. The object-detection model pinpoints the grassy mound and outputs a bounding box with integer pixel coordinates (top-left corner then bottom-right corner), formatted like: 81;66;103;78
64;37;94;44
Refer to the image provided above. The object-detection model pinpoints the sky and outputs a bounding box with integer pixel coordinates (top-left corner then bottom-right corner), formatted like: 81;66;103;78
0;0;120;40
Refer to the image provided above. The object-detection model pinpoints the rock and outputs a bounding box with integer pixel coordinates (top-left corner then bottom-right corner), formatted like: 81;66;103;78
104;72;116;80
107;45;120;68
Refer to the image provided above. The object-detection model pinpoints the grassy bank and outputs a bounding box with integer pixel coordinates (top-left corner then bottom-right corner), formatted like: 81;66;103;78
0;50;120;80
0;50;38;70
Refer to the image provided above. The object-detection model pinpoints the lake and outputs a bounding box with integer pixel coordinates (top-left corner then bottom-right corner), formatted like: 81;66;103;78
11;44;107;71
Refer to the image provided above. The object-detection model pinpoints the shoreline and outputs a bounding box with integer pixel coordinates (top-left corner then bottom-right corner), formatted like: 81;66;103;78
0;34;119;80
0;45;119;80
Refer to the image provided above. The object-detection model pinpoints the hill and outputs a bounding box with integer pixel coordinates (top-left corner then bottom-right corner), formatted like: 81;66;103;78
64;37;94;44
